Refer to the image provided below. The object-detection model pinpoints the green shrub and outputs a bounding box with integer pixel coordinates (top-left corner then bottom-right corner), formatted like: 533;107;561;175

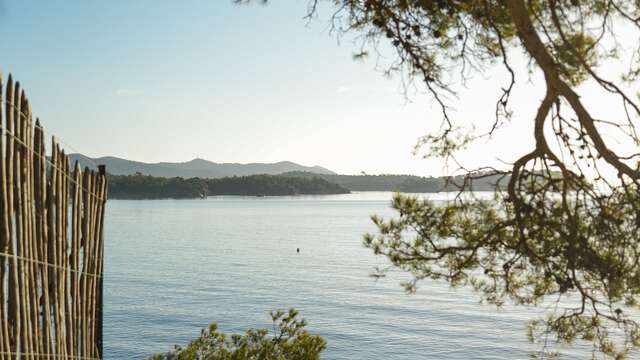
149;309;326;360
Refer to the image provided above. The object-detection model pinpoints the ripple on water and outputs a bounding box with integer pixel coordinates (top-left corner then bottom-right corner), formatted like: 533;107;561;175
104;194;601;359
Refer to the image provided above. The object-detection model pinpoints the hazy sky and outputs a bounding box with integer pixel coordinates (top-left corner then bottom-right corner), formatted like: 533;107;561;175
1;1;630;176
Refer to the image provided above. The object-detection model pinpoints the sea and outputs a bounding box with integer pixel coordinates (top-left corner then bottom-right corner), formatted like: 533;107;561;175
103;192;590;359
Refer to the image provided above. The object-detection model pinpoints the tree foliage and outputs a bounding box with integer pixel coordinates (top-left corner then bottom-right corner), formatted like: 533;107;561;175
208;174;349;196
149;309;326;360
240;0;640;357
107;173;350;199
108;173;209;199
284;170;511;192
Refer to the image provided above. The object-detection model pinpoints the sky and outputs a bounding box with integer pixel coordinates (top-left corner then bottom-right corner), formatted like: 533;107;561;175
0;1;632;176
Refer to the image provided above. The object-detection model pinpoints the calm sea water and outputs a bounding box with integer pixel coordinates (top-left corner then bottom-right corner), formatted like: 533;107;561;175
103;192;583;359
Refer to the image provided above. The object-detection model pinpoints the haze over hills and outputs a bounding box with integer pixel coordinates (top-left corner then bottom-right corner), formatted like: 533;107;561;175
70;154;515;198
283;171;510;192
68;154;336;178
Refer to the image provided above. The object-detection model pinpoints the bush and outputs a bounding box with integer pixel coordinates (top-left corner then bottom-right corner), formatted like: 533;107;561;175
149;309;326;360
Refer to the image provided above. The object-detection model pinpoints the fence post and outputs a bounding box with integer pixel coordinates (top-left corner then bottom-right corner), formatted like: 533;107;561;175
97;164;106;358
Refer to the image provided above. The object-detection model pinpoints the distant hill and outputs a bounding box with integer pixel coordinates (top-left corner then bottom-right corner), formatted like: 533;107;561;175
282;171;511;192
69;154;516;195
69;154;336;178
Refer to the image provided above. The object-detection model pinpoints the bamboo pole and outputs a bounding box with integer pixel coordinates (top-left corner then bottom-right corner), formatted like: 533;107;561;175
33;119;53;359
61;152;72;357
89;170;98;358
40;126;52;360
22;93;35;360
13;85;26;358
71;163;82;357
48;140;60;358
0;72;7;360
9;80;25;359
89;170;99;358
95;166;107;358
22;94;39;360
5;76;17;359
25;106;42;357
88;173;103;357
21;95;31;359
32;117;44;360
0;71;8;360
55;146;67;359
86;172;96;358
56;145;65;359
19;87;34;360
44;136;55;359
17;94;27;359
80;168;92;358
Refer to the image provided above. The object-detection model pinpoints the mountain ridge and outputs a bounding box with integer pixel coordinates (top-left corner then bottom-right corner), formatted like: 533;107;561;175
68;154;336;178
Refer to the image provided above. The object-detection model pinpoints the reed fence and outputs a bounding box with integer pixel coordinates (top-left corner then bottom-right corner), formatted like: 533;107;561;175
0;72;108;359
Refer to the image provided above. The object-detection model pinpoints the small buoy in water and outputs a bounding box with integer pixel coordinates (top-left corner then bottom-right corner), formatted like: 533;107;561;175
296;248;300;253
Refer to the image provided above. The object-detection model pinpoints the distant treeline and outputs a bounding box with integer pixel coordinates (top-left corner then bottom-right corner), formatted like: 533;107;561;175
107;171;513;200
281;171;510;192
108;173;350;199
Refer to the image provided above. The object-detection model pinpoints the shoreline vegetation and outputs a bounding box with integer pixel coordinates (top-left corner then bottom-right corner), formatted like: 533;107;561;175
108;173;351;199
282;171;509;193
107;171;510;199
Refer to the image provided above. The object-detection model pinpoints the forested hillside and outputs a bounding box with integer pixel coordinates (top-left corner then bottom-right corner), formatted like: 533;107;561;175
108;173;350;199
282;172;509;192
